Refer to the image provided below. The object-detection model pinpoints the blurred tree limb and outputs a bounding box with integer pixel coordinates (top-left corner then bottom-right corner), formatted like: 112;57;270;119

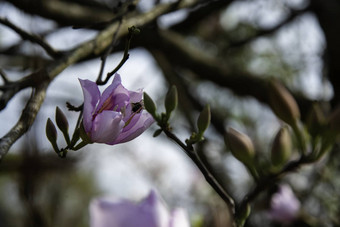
0;0;201;160
143;29;314;119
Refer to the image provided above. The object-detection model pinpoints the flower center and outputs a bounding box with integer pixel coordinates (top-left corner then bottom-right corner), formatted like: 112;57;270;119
97;96;116;114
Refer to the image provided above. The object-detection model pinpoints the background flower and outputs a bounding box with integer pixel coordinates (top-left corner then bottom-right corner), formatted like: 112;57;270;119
269;185;300;223
89;190;190;227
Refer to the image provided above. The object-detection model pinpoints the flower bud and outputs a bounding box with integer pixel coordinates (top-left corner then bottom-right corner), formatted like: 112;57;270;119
306;103;325;137
46;118;57;143
165;85;178;119
268;80;300;126
271;127;292;167
143;92;157;118
128;26;140;35
56;106;69;133
225;128;255;165
46;118;59;153
153;129;163;137
197;104;211;135
328;106;340;134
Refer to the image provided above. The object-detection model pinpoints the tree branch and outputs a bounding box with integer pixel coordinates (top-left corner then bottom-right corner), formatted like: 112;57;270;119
0;17;62;58
162;128;236;226
227;6;309;49
0;80;49;160
0;0;201;160
143;29;314;119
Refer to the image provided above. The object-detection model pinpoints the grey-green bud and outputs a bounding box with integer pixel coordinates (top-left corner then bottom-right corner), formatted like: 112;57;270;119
165;85;178;119
46;118;59;153
268;80;300;126
56;107;69;133
271;127;292;167
225;128;255;165
306;103;325;137
46;118;57;143
197;104;211;135
143;92;157;118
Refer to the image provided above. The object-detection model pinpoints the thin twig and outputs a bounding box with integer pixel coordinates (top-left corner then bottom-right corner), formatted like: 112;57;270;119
96;25;137;85
96;18;123;84
0;17;62;59
162;128;236;226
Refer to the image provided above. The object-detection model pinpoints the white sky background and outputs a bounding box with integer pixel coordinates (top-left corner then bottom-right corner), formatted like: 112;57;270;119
0;0;328;217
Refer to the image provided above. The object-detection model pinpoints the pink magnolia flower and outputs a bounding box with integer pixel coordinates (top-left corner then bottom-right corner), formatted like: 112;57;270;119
79;74;154;145
269;185;300;223
89;190;190;227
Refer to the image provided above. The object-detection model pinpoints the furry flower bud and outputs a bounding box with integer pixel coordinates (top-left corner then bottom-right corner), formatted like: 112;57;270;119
165;85;178;119
143;92;157;118
225;128;255;165
268;80;300;126
271;127;292;167
56;107;70;144
197;105;211;135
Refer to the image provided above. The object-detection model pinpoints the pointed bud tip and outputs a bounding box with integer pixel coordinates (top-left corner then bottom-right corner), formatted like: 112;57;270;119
55;106;69;133
268;80;300;125
46;118;57;143
143;92;157;116
165;85;178;118
271;127;292;167
197;104;211;134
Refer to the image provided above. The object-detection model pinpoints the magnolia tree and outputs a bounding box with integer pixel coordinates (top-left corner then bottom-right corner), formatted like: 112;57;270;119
0;0;340;227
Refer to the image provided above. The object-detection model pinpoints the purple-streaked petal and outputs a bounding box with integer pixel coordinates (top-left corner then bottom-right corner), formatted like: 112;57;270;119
169;208;190;227
123;112;142;131
96;74;129;113
90;111;124;144
113;112;154;144
79;79;100;133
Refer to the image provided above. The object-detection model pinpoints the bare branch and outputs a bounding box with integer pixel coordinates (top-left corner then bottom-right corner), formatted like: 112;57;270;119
0;17;62;58
5;0;114;27
228;6;309;49
0;80;49;160
143;29;314;119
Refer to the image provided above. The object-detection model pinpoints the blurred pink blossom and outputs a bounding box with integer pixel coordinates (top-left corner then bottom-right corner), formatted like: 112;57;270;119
269;184;300;223
89;190;190;227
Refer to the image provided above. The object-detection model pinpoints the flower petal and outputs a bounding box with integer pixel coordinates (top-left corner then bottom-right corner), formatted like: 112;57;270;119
79;79;100;133
91;111;124;144
96;74;129;113
90;198;141;227
89;190;170;227
269;185;300;223
113;112;154;144
129;89;143;103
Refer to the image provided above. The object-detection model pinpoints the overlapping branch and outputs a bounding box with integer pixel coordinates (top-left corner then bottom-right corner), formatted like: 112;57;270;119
0;0;201;160
142;29;314;119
